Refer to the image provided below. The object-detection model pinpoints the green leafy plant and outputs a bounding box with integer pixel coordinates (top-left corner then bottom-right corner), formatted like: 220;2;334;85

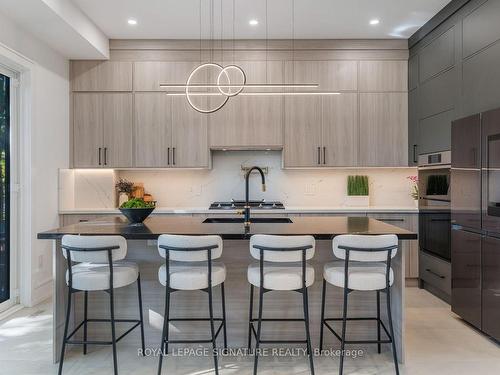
120;198;155;209
347;175;369;196
426;175;449;195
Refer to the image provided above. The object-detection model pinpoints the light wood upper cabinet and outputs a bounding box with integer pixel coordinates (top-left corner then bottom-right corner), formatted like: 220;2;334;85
171;96;209;167
73;93;133;168
73;93;103;168
71;61;132;91
102;93;133;168
133;93;209;168
134;93;170;167
209;95;283;148
359;61;408;92
285;60;358;91
133;61;200;91
322;94;358;166
284;96;322;167
359;93;408;166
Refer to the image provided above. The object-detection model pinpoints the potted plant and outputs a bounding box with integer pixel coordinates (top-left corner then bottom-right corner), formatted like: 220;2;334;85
345;175;370;207
115;178;134;207
407;175;419;207
119;198;156;225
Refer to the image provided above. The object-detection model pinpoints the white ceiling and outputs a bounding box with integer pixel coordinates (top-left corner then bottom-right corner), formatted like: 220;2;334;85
72;0;452;40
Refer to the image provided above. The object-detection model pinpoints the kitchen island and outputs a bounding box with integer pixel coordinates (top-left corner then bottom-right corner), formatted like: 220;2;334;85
38;215;416;364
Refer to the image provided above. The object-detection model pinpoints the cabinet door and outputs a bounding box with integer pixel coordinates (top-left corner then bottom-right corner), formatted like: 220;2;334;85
359;61;407;92
134;61;199;91
359;93;408;166
102;93;133;168
451;228;481;329
482;235;500;340
171;96;209;168
322;93;358;166
73;93;103;167
134;93;170;167
284;96;322;167
71;61;132;91
209;95;283;148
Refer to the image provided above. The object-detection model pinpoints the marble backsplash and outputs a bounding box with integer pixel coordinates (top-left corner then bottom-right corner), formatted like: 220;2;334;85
59;151;417;210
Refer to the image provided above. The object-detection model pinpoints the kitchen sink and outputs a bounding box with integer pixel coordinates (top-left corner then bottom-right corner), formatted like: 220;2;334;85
202;217;293;224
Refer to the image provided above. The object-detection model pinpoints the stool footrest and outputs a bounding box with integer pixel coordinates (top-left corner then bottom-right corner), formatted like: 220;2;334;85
163;321;224;345
65;319;141;346
322;317;392;345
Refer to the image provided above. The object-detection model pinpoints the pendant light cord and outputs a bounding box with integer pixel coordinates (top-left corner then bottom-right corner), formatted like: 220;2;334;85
266;0;269;84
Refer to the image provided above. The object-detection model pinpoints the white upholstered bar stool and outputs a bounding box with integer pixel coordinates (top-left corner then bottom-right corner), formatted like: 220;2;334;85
319;234;399;375
247;234;316;375
59;235;145;375
157;234;227;375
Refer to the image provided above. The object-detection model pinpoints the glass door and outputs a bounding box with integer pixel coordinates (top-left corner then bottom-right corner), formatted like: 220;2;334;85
0;72;10;307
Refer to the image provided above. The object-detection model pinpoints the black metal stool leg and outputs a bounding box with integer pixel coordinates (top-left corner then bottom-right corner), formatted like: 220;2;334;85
58;288;72;375
137;274;146;355
208;286;219;375
253;286;264;375
377;290;381;354
319;279;326;351
158;288;170;375
247;284;254;350
221;283;228;349
109;288;118;375
83;291;88;355
386;288;400;375
303;287;315;375
339;287;349;375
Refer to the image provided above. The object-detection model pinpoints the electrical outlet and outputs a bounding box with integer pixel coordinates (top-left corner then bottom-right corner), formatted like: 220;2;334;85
38;255;43;270
147;240;158;247
191;185;202;196
304;183;316;196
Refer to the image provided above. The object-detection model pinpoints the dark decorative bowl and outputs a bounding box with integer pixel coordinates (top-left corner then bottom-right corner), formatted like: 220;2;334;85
119;207;155;224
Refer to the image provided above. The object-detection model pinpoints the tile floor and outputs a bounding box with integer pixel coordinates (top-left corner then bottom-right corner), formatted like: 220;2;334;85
0;288;499;375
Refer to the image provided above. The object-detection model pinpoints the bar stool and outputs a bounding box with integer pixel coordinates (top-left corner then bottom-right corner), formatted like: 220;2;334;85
247;234;316;375
319;234;399;375
58;235;145;375
157;234;227;375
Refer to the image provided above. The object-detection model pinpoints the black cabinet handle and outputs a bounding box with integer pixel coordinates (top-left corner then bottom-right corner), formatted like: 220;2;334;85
172;147;176;165
413;144;418;163
426;268;445;279
167;147;170;165
323;147;326;165
317;147;321;165
98;148;102;165
103;147;108;166
380;218;405;222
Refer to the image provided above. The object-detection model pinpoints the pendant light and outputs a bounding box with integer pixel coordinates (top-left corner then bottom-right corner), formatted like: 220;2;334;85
160;0;337;113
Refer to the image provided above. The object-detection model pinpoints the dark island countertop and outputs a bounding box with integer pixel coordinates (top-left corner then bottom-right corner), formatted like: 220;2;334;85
37;215;417;240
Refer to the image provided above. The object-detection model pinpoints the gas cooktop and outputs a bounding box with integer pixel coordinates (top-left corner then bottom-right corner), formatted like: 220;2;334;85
209;200;285;210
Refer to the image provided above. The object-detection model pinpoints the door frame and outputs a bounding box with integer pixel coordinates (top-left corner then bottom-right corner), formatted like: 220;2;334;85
0;41;34;311
0;63;19;313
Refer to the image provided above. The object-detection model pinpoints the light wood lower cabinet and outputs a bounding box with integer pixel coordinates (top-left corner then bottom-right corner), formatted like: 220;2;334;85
367;213;419;279
73;93;133;168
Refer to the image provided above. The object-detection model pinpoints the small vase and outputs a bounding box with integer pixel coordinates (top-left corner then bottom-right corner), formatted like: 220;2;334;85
118;192;129;207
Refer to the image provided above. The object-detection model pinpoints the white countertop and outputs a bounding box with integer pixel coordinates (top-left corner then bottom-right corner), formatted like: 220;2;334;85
60;205;419;215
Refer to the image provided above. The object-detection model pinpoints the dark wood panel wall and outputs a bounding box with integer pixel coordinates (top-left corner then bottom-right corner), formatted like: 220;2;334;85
408;0;500;162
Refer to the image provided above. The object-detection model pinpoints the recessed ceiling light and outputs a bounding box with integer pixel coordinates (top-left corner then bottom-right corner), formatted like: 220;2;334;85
249;19;259;26
369;19;380;25
127;18;137;25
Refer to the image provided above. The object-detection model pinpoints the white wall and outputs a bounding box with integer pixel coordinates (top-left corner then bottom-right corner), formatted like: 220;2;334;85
0;10;69;306
60;152;418;211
